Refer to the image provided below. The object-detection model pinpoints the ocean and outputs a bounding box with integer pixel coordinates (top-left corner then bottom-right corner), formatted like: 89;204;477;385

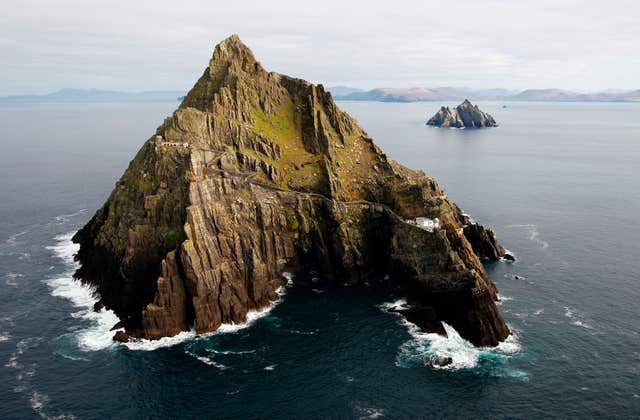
0;100;638;418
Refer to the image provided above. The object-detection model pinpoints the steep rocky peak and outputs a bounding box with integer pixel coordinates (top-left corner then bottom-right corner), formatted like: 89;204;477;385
178;35;272;113
427;99;497;128
73;35;510;347
209;34;263;75
458;99;477;111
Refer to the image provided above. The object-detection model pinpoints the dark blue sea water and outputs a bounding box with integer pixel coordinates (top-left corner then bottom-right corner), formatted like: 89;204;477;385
1;100;639;418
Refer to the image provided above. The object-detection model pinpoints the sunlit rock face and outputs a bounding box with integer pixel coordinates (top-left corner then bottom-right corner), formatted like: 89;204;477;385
73;35;509;346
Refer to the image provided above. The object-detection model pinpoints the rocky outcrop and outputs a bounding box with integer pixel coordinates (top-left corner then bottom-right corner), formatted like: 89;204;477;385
427;99;497;128
463;223;506;260
73;35;510;347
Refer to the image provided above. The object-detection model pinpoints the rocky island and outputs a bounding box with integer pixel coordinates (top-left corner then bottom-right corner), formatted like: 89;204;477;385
427;99;497;128
73;35;510;347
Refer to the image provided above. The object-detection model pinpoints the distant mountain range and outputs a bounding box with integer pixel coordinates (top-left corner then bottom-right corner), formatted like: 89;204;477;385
328;87;640;102
0;88;185;102
2;87;638;103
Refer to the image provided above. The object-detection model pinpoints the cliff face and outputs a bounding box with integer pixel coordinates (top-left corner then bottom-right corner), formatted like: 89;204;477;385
427;99;497;128
73;35;510;347
463;224;507;261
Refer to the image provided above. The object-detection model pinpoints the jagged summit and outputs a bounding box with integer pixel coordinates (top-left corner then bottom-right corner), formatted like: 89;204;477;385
73;36;510;347
427;99;497;128
211;34;260;68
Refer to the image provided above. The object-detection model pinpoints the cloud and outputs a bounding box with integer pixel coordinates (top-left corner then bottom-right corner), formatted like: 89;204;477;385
1;0;638;94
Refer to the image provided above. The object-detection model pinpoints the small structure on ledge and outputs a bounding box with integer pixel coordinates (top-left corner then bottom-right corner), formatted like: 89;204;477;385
407;217;440;232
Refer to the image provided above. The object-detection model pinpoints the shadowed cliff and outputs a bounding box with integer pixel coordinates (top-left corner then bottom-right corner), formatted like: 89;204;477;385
73;35;510;346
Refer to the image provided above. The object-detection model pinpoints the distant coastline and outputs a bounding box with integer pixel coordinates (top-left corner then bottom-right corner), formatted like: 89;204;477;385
328;86;640;103
2;86;638;103
0;88;185;103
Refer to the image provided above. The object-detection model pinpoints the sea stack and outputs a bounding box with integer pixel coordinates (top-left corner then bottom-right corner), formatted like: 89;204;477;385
72;35;510;347
427;99;497;128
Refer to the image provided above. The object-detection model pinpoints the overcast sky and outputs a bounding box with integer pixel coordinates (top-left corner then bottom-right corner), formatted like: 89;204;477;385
1;0;639;95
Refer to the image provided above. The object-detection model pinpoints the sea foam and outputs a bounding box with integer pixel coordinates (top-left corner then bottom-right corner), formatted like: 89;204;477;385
46;233;120;352
122;274;292;351
382;298;524;375
48;232;293;352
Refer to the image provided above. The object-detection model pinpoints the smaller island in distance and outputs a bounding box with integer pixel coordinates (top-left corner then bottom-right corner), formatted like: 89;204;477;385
427;99;497;128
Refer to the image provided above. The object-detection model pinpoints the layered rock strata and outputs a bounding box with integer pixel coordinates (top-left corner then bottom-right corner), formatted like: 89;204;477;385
73;35;510;346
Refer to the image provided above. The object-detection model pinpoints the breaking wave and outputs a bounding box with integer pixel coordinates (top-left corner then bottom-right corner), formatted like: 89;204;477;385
122;274;293;351
45;233;120;352
381;299;526;377
47;232;295;352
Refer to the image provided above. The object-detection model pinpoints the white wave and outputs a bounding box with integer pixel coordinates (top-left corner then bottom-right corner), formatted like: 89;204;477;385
461;212;476;225
381;299;523;373
209;349;255;355
124;283;288;351
500;249;516;262
504;224;549;249
311;288;325;294
263;364;277;371
216;300;281;333
0;332;10;342
282;271;294;286
533;308;544;316
54;209;87;223
571;320;593;329
45;232;77;264
46;276;120;352
49;231;291;352
355;405;385;419
45;232;120;352
397;320;521;371
185;350;227;369
122;331;197;351
378;298;408;311
563;306;593;329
